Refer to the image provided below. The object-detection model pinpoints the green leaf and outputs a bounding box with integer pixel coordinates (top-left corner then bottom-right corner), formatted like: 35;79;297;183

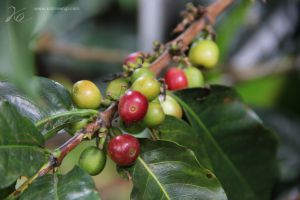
174;86;279;200
158;116;211;169
129;140;227;200
0;100;46;189
0;77;73;122
0;77;97;138
20;166;100;200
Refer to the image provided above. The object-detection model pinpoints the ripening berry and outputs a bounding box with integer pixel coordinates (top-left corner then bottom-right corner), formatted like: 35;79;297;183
124;52;143;66
72;80;102;109
188;39;219;69
164;67;188;90
118;90;148;124
108;134;140;166
160;95;183;119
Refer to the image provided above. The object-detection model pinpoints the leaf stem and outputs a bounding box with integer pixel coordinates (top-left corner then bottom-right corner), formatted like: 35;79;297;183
150;0;233;75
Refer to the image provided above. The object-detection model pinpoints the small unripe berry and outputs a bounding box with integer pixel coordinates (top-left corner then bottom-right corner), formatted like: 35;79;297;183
143;102;165;127
79;146;106;176
164;67;188;90
131;68;155;83
118;90;148;124
72;80;102;109
106;78;129;100
131;76;161;101
184;67;204;88
108;134;140;166
189;39;219;69
161;95;183;119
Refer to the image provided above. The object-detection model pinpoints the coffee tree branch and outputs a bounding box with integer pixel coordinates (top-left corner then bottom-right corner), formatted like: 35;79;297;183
7;0;233;199
150;0;233;75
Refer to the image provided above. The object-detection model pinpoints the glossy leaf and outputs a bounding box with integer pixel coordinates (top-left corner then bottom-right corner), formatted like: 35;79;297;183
0;77;97;137
174;86;279;200
0;100;46;189
158;116;211;169
129;140;227;200
0;77;73;122
20;166;100;200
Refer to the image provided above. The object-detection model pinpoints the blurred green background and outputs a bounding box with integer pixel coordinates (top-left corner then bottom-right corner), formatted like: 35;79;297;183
1;0;300;199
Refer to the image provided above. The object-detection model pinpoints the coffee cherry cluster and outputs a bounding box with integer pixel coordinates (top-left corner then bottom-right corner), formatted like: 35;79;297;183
72;37;219;172
116;53;164;125
164;38;219;91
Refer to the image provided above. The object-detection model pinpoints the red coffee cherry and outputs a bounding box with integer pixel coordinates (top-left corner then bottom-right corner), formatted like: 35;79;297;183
118;90;148;124
164;67;188;90
124;52;143;66
108;134;140;166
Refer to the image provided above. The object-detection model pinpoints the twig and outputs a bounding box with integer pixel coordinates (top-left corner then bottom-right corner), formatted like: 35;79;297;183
150;0;233;75
227;57;295;83
6;102;118;199
35;33;130;63
6;0;234;199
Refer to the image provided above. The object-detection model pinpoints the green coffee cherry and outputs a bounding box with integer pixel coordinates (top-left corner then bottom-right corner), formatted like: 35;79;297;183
188;39;219;69
143;102;165;127
184;67;204;88
106;78;129;100
78;146;106;176
131;76;161;101
131;68;155;83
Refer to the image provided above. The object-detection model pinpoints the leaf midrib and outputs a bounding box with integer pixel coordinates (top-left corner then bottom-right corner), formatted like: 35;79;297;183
53;174;59;200
136;157;171;200
174;95;255;197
